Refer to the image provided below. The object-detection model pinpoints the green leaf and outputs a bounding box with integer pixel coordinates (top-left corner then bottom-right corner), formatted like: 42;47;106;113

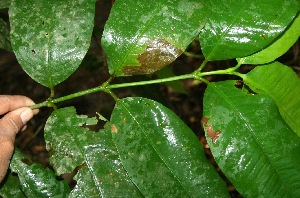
243;62;300;137
0;0;11;8
9;0;96;87
203;81;300;197
9;149;70;197
239;14;300;64
102;0;207;76
0;172;25;198
110;97;229;197
0;18;12;51
199;0;300;60
44;107;142;197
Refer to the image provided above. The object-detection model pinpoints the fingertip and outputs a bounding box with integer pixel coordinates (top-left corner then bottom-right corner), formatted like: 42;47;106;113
24;97;36;107
32;108;39;115
20;108;34;124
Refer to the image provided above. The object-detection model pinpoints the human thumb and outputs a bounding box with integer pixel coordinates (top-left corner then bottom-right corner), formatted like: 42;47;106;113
0;107;34;182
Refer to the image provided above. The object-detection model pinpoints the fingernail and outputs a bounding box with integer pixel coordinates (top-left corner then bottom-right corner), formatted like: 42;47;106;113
20;109;33;124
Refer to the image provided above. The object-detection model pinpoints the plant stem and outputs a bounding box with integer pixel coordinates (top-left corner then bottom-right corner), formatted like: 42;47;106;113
183;51;203;59
30;86;106;109
197;59;208;72
107;73;195;89
30;64;243;110
30;73;195;109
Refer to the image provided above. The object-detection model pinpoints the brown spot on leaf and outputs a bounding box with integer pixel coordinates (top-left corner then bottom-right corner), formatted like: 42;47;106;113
111;124;118;133
206;126;221;144
77;162;87;170
122;39;183;75
201;117;209;124
202;117;221;144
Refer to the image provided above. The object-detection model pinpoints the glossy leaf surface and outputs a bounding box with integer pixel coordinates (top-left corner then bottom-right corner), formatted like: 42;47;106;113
199;0;300;60
0;18;11;51
102;0;207;76
110;97;229;197
9;0;95;87
244;62;300;136
9;149;70;197
44;107;142;197
239;14;300;64
203;81;300;197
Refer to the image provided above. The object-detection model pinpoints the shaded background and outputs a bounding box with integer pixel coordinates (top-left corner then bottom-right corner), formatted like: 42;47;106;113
0;1;299;197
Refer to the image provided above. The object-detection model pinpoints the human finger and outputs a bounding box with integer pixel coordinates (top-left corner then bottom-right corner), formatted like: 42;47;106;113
0;107;35;182
0;95;36;115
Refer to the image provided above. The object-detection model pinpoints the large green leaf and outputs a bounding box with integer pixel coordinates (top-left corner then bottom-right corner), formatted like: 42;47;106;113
239;14;300;64
102;0;207;76
0;18;12;51
110;97;229;197
243;62;300;136
9;149;70;197
9;0;95;87
44;107;142;197
199;0;300;60
203;81;300;197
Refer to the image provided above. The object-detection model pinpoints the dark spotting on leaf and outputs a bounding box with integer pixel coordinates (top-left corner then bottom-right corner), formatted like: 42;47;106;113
235;80;259;95
234;80;243;90
122;39;183;75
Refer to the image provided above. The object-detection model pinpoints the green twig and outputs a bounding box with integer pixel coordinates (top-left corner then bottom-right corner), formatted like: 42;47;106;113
197;59;208;72
183;51;203;59
29;62;244;110
30;74;195;109
106;74;195;89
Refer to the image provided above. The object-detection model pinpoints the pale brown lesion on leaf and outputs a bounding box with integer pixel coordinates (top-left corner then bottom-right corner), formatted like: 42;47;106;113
122;39;183;75
201;117;221;144
111;124;118;133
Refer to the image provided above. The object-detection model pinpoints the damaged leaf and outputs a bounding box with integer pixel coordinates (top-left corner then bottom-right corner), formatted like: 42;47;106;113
203;81;300;197
102;0;207;76
9;0;96;87
202;117;221;144
9;149;70;197
44;107;142;197
110;97;229;197
122;39;183;75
